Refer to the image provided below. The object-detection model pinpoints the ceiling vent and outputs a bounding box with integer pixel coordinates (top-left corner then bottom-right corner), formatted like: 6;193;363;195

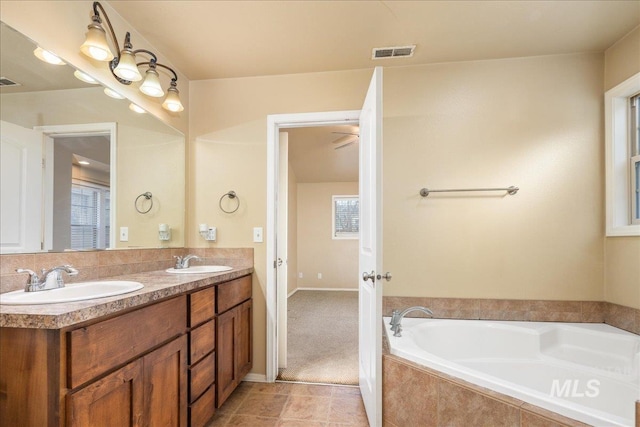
0;77;21;87
372;45;416;60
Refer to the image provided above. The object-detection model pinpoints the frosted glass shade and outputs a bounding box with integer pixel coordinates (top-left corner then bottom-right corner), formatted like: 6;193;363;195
140;68;164;97
113;49;142;81
80;25;114;61
162;86;184;112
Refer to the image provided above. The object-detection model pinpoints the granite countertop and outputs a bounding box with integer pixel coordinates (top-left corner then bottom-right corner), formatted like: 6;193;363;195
0;266;253;329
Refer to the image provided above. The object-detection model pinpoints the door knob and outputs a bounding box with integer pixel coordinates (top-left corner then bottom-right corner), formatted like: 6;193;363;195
377;272;392;282
362;271;376;283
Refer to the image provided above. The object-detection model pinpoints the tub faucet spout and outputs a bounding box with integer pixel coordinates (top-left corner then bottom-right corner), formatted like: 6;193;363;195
390;306;433;337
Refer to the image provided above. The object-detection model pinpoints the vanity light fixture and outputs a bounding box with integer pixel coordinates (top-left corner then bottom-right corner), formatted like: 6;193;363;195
129;103;146;114
80;1;184;112
73;70;99;84
33;47;66;65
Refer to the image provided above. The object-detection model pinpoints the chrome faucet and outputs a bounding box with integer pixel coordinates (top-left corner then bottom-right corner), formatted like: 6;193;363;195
16;265;79;292
173;254;201;269
389;306;433;337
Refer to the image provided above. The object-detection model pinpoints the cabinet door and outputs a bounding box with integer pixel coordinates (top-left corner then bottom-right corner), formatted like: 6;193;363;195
216;308;237;407
143;335;188;427
67;359;144;427
237;300;253;379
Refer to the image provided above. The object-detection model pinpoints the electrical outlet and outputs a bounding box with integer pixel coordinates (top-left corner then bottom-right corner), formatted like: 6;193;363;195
298;272;303;279
120;227;129;242
317;273;322;279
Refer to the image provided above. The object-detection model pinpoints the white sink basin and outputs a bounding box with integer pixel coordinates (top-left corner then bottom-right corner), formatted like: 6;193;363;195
0;281;144;305
165;265;233;274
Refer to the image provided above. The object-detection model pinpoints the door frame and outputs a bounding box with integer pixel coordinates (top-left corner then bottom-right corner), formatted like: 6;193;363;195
34;122;117;251
266;110;360;382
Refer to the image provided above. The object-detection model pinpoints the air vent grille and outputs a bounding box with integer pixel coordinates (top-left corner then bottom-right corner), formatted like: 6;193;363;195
0;77;21;87
372;45;416;60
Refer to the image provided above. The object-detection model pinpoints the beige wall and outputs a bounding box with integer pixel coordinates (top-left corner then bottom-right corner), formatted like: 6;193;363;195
383;53;605;301
190;54;609;376
296;182;359;290
287;163;298;295
189;69;372;376
603;26;640;310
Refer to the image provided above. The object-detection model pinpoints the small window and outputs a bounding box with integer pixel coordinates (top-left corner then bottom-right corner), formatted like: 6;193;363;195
332;195;359;239
71;182;110;249
604;73;640;236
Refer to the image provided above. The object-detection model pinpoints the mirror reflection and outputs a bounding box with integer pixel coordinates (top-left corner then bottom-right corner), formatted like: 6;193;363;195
0;22;185;253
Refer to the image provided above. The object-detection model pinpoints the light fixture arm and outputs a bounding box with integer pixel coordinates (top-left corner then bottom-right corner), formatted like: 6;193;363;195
137;61;179;84
82;1;184;112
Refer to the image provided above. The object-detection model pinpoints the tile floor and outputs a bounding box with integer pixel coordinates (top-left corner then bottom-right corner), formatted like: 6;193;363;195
206;381;370;427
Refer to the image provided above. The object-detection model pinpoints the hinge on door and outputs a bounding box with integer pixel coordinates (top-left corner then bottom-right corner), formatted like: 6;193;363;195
273;260;277;268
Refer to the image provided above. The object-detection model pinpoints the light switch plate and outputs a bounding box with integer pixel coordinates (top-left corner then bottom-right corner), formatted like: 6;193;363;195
253;227;263;243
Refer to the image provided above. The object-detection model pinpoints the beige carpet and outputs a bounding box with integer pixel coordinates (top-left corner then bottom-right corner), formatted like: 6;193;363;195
277;290;359;385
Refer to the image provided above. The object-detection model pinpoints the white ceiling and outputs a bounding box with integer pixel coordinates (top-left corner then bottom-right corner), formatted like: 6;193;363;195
109;0;640;81
107;1;639;184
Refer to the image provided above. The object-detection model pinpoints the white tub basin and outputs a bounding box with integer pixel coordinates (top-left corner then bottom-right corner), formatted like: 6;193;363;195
0;281;144;305
165;265;233;274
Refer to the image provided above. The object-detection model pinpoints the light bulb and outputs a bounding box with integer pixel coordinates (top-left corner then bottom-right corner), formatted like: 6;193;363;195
104;87;125;99
140;68;164;97
129;103;146;114
80;24;114;61
73;70;99;84
33;47;66;65
113;49;142;82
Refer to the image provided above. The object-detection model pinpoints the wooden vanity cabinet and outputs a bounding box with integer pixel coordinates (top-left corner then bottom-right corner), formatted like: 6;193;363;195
216;276;253;407
0;273;253;427
67;296;188;427
67;335;187;427
187;286;217;427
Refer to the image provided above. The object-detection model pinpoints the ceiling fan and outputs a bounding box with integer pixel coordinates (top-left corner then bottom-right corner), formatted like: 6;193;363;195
331;131;359;149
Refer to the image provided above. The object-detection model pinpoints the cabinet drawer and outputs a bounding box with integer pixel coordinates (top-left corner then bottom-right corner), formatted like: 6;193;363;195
68;296;186;388
189;384;216;427
189;350;215;403
190;319;215;364
217;276;251;313
189;286;215;327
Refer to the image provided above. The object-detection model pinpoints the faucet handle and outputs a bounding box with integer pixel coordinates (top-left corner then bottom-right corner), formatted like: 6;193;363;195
16;268;39;283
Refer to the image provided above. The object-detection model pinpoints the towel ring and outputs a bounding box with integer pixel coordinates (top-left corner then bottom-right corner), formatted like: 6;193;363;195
219;190;240;214
135;192;153;214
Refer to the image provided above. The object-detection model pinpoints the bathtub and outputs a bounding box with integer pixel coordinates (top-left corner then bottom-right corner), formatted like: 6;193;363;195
383;318;640;427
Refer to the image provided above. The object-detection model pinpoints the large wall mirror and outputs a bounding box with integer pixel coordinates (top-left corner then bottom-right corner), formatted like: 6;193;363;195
0;22;185;253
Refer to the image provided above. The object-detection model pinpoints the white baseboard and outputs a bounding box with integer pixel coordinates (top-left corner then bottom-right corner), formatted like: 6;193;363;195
242;373;267;383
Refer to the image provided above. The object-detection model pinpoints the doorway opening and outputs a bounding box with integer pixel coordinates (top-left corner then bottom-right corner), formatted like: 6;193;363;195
265;110;361;384
36;123;116;252
276;124;360;385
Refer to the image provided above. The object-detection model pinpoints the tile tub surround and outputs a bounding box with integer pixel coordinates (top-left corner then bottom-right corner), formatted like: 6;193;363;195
0;247;254;294
0;248;253;329
382;353;596;427
383;296;640;335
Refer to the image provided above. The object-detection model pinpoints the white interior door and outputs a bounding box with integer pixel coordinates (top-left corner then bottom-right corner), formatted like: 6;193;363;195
0;121;43;253
358;67;383;427
277;131;289;369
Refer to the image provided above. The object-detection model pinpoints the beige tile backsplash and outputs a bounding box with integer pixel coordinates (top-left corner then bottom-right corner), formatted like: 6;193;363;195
383;296;640;335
